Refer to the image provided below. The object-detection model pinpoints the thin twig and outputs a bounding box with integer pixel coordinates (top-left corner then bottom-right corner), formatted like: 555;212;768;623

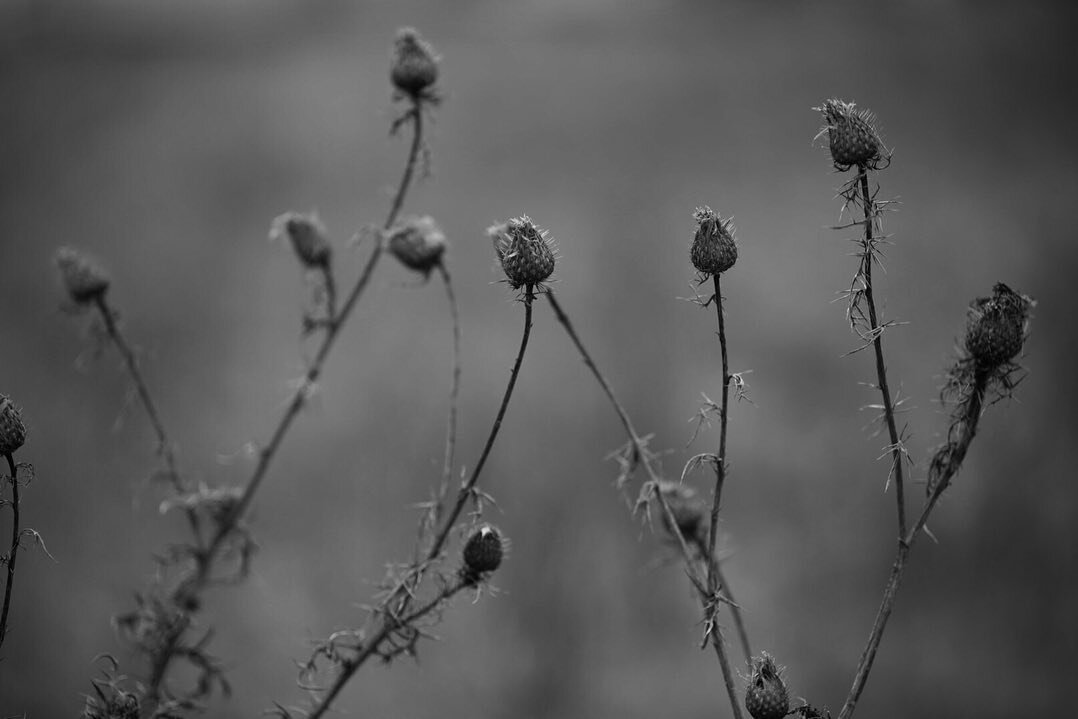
92;295;203;549
705;273;731;595
837;370;988;719
433;261;462;543
144;97;426;709
854;167;908;536
306;578;467;719
544;290;752;689
0;454;20;650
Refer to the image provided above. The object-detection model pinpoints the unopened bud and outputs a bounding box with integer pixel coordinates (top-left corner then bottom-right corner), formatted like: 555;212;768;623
745;653;790;719
964;282;1035;369
489;216;556;290
658;482;708;549
0;394;27;456
818;98;885;171
55;247;110;304
461;523;505;584
390;28;439;97
690;206;737;276
270;212;332;270
387;216;447;275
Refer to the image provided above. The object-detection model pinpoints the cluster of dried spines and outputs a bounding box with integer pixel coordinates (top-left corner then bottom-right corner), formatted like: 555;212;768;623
690;206;738;277
387;215;448;276
0;394;27;456
55;246;110;305
489;216;557;291
745;653;791;719
658;481;709;553
460;523;507;586
964;282;1035;371
270;211;333;270
390;27;440;99
818;98;887;171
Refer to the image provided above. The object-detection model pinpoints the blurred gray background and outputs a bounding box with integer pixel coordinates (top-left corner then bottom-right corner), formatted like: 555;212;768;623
2;1;1076;716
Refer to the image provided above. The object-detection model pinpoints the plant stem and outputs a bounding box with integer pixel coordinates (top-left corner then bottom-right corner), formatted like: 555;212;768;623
856;167;908;537
708;626;745;719
93;295;203;549
307;578;466;719
0;454;20;651
545;290;752;694
705;274;731;593
838;370;988;719
144;97;426;709
433;261;462;540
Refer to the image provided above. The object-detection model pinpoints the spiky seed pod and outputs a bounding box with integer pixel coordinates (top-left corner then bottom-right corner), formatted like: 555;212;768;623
819;98;885;171
461;523;505;584
489;216;556;290
964;282;1035;369
387;215;447;275
0;395;27;456
270;212;332;270
658;482;708;549
390;27;439;97
745;653;790;719
55;246;110;304
690;206;737;276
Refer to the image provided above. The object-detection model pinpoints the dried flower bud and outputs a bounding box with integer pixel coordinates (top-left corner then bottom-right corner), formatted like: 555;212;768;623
658;482;708;549
745;653;790;719
390;27;439;97
489;216;556;290
461;523;505;584
270;212;332;270
818;98;885;171
55;246;110;304
964;282;1035;369
690;206;738;276
0;394;27;456
387;216;447;275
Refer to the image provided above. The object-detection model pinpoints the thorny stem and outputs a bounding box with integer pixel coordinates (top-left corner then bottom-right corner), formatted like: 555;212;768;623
545;290;752;691
838;370;989;719
92;295;203;549
705;274;731;596
306;578;467;719
145;97;425;708
0;454;20;651
308;285;533;719
709;626;745;719
855;167;908;536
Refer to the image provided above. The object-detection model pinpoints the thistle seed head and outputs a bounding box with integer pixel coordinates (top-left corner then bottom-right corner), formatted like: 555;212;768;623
390;27;439;98
55;246;110;304
489;216;556;290
964;282;1035;370
818;98;886;171
690;206;738;276
270;212;332;270
745;653;790;719
387;215;447;276
658;482;708;550
0;394;27;456
461;523;506;584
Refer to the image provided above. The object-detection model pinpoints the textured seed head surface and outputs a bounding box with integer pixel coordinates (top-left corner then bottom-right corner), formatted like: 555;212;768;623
659;482;708;548
271;212;332;269
0;394;27;455
462;524;505;581
390;27;439;96
490;216;556;289
55;246;110;304
388;215;447;275
745;653;790;719
964;282;1035;369
820;98;884;170
690;206;738;276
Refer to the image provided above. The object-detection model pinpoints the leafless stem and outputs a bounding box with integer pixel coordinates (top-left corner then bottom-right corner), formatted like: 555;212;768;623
545;290;751;702
705;274;731;594
838;369;989;719
0;453;20;651
92;295;203;548
855;167;908;536
306;577;467;719
143;97;426;709
432;261;462;543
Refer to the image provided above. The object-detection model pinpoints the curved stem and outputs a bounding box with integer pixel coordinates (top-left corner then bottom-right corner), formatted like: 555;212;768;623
144;98;426;709
838;370;988;719
433;262;462;538
856;168;908;536
705;274;731;592
0;454;20;651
